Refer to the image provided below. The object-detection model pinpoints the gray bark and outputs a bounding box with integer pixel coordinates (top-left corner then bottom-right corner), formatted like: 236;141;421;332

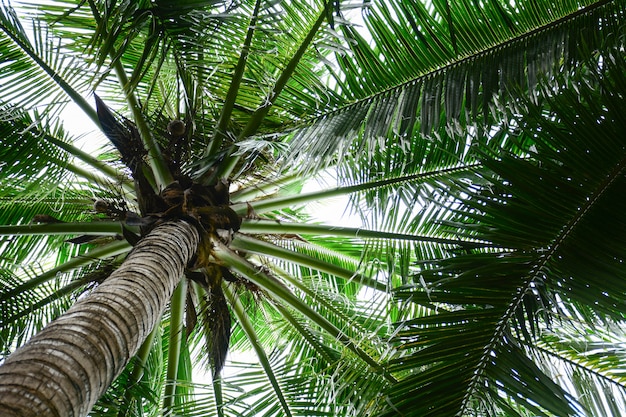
0;221;199;417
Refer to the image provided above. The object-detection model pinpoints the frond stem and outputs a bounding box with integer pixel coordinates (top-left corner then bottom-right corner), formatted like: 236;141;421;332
116;325;160;417
231;163;480;215
88;0;173;188
0;239;130;302
239;219;489;248
214;1;331;180
223;284;294;417
163;278;187;412
213;240;397;382
460;140;626;413
205;0;263;158
230;234;387;292
0;222;125;236
0;20;98;124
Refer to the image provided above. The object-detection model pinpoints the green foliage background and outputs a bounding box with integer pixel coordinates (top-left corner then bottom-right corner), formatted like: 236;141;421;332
2;0;626;416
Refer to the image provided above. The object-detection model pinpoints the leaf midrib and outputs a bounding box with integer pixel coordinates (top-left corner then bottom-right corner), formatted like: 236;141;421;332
283;0;616;131
459;148;626;414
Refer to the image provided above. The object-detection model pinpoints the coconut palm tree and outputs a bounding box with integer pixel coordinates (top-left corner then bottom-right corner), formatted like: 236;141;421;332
1;0;626;416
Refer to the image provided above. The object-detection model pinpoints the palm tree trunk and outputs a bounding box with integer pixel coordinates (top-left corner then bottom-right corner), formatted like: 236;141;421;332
0;221;199;417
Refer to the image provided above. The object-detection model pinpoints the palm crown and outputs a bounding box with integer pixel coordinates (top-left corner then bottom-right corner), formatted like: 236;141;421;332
1;0;626;416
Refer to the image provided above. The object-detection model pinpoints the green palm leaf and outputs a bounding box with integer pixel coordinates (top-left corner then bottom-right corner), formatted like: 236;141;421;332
380;36;626;416
2;1;626;416
286;0;625;171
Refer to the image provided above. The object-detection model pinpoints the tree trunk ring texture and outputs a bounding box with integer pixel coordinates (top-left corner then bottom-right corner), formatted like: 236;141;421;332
0;221;200;417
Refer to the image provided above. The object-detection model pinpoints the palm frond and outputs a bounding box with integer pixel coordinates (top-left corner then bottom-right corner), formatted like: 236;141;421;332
285;0;625;171
0;241;130;353
374;34;626;416
524;322;626;417
0;2;96;120
3;1;626;416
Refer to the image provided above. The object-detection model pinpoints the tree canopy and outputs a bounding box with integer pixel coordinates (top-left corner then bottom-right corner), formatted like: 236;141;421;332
1;0;626;416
